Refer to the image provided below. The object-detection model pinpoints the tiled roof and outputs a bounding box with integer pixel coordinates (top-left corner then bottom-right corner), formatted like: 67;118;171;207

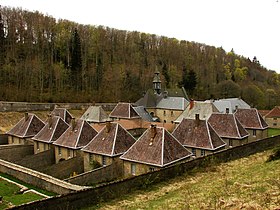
82;122;136;157
32;116;69;143
109;102;140;119
156;97;189;110
133;106;153;122
175;101;219;123
172;118;226;150
51;108;73;124
80;106;109;123
53;119;97;149
121;125;192;167
258;110;270;117
265;106;280;118
210;98;250;114
6;113;45;138
208;113;249;139
235;108;268;130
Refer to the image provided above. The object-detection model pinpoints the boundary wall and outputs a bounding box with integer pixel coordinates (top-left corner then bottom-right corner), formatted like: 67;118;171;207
8;135;280;210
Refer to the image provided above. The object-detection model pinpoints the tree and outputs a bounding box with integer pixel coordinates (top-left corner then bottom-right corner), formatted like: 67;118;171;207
216;80;241;98
69;28;82;91
179;65;197;97
242;85;265;108
0;9;5;66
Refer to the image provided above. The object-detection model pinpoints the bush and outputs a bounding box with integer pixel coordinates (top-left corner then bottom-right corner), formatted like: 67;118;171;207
267;146;280;162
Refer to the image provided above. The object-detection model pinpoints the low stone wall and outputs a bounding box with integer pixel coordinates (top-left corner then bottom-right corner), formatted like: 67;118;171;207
0;134;8;145
14;149;55;172
66;159;124;186
10;135;280;210
0;144;33;162
0;159;88;195
0;101;116;112
42;156;84;180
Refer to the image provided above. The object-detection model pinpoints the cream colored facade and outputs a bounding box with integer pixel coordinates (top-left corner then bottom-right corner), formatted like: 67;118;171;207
186;147;223;158
33;141;51;154
247;129;268;142
8;136;33;145
265;117;280;128
147;108;183;123
222;137;248;148
123;161;160;177
83;152;115;172
54;146;77;163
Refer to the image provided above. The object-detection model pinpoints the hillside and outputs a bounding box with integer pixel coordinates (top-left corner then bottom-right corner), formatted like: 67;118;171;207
89;150;280;209
1;6;280;109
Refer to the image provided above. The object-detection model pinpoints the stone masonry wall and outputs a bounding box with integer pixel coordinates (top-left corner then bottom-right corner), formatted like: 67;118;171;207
0;144;33;162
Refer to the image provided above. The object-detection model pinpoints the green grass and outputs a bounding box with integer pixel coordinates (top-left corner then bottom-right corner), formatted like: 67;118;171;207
268;128;280;137
0;178;44;210
87;150;280;210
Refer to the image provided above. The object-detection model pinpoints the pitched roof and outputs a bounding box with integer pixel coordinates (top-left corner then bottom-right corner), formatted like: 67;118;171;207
234;108;268;130
175;101;218;123
80;106;109;123
133;106;153;122
109;102;140;119
258;110;270;117
32;116;69;143
82;122;136;157
172;118;226;150
51;108;73;124
156;97;189;110
120;125;192;167
6;113;45;138
210;98;250;114
265;106;280;118
53;119;98;149
208;113;249;139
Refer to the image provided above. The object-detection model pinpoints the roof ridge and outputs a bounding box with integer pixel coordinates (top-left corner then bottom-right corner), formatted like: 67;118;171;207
111;123;118;156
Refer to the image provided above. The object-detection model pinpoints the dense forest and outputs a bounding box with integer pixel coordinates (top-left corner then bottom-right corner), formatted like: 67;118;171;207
0;6;279;109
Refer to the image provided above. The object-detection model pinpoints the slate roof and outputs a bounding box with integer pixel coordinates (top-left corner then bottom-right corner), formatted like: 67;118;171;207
235;108;268;130
156;97;189;110
6;113;45;138
210;98;251;114
82;122;136;157
51;108;73;124
80;106;109;123
172;118;226;150
265;106;280;118
120;125;192;167
32;116;69;143
109;102;140;119
175;101;219;123
208;113;249;139
53;119;98;149
133;106;153;122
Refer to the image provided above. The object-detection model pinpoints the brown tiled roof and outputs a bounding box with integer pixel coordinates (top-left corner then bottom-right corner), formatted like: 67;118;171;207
32;116;69;143
51;108;73;124
258;110;270;117
172;118;226;150
208;113;249;139
109;102;140;119
53;119;97;149
120;126;192;167
265;106;280;118
82;122;136;156
235;108;268;130
6;113;45;138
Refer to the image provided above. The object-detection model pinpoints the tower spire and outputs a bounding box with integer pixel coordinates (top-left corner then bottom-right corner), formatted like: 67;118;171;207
153;66;161;94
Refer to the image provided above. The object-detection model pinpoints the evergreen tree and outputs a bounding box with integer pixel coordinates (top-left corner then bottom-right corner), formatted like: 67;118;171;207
180;65;197;96
69;28;82;91
0;9;5;66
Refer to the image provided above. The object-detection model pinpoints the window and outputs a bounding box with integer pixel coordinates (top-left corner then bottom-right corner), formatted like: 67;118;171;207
253;130;256;136
67;149;71;158
191;148;196;156
149;167;155;172
273;123;277;126
102;156;107;166
201;150;205;156
274;117;277;120
12;137;14;144
163;110;166;116
89;153;93;162
43;143;46;151
131;163;136;175
36;142;39;151
58;147;62;156
229;139;233;147
171;111;174;117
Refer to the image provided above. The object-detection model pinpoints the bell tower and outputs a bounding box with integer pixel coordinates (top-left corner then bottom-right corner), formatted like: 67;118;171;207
153;67;161;94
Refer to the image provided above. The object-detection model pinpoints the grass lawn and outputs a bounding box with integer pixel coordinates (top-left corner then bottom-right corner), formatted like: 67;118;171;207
88;150;280;210
0;178;44;210
268;128;280;137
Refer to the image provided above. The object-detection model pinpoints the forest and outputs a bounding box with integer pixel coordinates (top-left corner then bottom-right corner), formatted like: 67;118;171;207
0;6;280;109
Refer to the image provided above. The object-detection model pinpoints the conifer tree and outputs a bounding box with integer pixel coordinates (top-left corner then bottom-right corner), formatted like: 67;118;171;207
0;9;5;66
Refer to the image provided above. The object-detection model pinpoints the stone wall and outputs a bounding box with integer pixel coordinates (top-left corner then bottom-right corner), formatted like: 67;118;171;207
0;144;33;162
0;101;116;112
66;158;124;186
10;135;280;210
0;134;8;145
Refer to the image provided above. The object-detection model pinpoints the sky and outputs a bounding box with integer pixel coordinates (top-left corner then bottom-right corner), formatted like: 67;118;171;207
1;0;280;72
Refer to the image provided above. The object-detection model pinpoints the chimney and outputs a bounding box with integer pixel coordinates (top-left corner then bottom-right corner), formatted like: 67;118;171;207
163;91;168;98
48;114;52;129
105;121;111;133
24;112;28;121
71;118;76;131
149;124;157;145
195;114;200;127
226;108;229;114
235;105;238;111
189;99;194;110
